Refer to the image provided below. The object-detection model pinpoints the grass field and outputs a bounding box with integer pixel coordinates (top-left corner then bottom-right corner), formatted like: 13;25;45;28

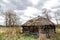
0;27;60;40
50;28;60;40
0;33;38;40
0;27;38;40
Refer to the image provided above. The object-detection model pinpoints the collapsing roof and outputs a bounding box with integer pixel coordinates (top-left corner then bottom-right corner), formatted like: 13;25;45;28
22;16;55;26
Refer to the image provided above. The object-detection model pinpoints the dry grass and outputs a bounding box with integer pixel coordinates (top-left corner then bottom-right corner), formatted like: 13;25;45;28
0;27;38;40
0;27;60;40
50;28;60;40
0;27;22;33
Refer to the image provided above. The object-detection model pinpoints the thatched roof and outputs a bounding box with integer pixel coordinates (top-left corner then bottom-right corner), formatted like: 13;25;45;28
22;16;54;26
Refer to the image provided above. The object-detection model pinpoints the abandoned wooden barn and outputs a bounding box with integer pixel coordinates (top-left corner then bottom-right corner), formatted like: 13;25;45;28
22;16;56;37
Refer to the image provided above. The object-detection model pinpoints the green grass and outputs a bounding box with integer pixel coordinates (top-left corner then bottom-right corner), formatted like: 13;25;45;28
0;33;38;40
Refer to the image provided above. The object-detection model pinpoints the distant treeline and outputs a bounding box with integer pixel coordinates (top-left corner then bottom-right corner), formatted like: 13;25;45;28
0;25;21;27
55;24;60;28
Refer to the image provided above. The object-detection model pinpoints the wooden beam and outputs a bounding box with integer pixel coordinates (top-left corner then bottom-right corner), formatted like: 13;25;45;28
28;27;30;34
23;27;24;33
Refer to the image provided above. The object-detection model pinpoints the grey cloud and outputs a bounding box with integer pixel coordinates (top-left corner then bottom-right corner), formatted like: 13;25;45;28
55;10;60;16
0;0;32;10
0;1;16;11
9;0;32;10
52;5;60;9
35;0;48;9
0;0;3;3
0;0;49;11
52;0;60;9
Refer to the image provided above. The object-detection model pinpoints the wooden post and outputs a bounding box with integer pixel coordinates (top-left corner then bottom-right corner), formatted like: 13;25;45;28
54;25;56;33
23;27;24;33
33;26;34;33
29;27;30;34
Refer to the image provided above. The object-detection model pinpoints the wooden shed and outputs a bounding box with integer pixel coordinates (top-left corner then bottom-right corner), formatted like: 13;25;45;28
22;16;56;38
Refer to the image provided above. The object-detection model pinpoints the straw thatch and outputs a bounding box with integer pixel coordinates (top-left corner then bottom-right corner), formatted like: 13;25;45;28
23;16;54;26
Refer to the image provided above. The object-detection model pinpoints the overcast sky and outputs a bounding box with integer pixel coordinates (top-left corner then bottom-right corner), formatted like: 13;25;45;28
0;0;60;25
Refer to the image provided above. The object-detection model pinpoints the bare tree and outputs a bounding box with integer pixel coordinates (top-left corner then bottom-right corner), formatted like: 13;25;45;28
54;10;60;25
3;10;19;27
42;9;60;25
42;8;51;19
54;13;58;25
